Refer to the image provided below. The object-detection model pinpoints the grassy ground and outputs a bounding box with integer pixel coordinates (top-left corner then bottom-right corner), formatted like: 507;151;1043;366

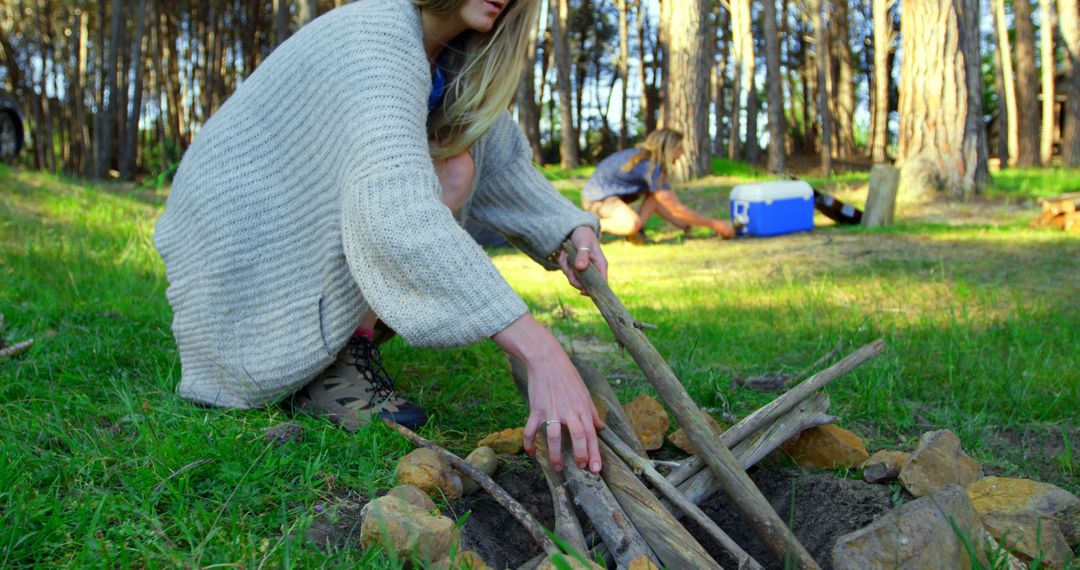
1;162;1078;567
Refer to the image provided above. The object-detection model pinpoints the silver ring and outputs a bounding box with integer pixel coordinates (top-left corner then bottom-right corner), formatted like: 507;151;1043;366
539;419;560;429
577;247;591;253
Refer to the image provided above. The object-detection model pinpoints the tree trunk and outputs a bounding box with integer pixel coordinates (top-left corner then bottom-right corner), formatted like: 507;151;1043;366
121;0;148;180
72;7;91;175
728;0;751;160
298;0;318;26
1041;0;1056;164
762;0;785;173
744;76;761;164
993;0;1020;166
872;0;891;162
897;0;989;199
637;0;657;134
1061;0;1080;165
274;0;290;48
94;0;123;179
833;0;855;158
812;0;832;174
992;18;1010;163
516;9;543;163
713;3;729;156
660;0;711;180
551;0;579;167
1014;0;1041;165
617;0;630;150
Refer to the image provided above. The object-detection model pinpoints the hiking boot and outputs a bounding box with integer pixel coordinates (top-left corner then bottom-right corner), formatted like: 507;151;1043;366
293;335;428;431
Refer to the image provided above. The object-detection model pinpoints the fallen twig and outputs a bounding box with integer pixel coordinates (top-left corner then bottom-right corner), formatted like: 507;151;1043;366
0;339;33;359
385;420;558;556
153;458;214;494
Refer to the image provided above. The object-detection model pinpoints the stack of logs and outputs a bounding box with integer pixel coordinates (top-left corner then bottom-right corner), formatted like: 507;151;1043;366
1032;195;1080;232
391;242;886;569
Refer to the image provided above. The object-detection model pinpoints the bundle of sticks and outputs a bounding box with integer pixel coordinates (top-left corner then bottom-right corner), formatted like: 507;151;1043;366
391;242;885;569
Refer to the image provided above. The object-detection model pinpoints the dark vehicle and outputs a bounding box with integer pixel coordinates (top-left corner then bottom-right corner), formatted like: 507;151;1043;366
0;91;25;164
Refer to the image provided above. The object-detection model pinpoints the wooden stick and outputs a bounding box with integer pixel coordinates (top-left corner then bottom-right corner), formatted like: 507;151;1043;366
532;438;589;554
595;439;720;569
0;339;34;359
508;356;655;567
570;355;647;457
385;420;558;556
674;392;835;505
601;428;764;570
666;339;883;488
564;241;820;569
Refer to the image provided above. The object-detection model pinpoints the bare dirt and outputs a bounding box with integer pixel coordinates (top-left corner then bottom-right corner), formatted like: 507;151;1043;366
307;458;897;569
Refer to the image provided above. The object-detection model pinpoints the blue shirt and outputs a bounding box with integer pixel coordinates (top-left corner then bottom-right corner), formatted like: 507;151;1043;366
581;149;671;202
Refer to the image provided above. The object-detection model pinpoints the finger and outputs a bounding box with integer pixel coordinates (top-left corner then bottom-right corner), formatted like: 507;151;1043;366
523;414;540;456
592;251;609;283
584;416;602;473
546;422;563;471
566;415;589;469
558;252;584;292
574;248;590;271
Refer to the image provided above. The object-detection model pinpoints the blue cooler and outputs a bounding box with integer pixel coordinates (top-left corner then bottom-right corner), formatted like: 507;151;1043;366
730;181;815;237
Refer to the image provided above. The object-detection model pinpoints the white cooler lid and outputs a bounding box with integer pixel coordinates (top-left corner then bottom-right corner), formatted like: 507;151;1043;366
730;180;813;202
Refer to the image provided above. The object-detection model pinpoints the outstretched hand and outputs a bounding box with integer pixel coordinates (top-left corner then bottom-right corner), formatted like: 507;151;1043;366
558;226;607;294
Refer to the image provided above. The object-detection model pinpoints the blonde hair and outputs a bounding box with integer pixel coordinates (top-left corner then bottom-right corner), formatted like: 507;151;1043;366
621;129;684;184
415;0;540;160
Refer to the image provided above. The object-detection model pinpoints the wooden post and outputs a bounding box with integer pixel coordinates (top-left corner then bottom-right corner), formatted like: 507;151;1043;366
563;242;821;569
863;164;899;227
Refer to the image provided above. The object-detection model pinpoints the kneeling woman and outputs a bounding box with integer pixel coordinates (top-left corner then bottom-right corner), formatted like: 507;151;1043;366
155;0;606;473
582;129;735;243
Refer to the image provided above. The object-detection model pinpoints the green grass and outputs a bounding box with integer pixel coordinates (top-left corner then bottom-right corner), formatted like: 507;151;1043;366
2;163;1078;567
985;167;1080;201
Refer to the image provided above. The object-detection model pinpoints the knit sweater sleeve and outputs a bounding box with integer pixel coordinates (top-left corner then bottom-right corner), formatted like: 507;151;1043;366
337;12;527;348
469;112;601;270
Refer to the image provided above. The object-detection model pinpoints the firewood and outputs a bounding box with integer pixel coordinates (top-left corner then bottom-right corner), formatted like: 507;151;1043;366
0;339;34;360
562;242;821;569
532;438;588;554
601;428;764;570
509;356;656;567
664;340;883;488
384;420;558;556
570;355;648;457
1064;212;1080;232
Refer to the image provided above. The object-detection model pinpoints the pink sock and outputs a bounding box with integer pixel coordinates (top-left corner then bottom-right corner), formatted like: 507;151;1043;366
352;327;375;341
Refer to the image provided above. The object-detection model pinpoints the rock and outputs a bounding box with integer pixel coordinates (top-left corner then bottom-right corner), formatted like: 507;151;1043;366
898;430;981;497
396;448;464;500
780;424;870;470
832;484;990;569
263;422;304;446
360;495;458;565
432;550;492;570
627;554;661;569
862;450;910;484
478;428;524;455
386;485;437;512
967;476;1079;567
667;414;725;454
458;446;499;496
623;395;669;451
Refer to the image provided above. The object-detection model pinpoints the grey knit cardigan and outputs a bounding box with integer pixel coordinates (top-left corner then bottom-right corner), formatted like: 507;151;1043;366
154;0;598;408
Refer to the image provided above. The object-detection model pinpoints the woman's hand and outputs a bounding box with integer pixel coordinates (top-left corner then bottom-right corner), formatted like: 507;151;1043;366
711;219;736;240
558;226;608;294
493;315;605;473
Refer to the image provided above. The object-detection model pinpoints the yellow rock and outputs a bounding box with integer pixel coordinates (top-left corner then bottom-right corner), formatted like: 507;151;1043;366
478;427;524;455
898;430;981;498
861;450;910;484
623;395;669;451
781;424;869;469
360;495;458;565
967;476;1079;567
396;448;464;500
667;414;725;454
627;554;661;569
386;484;437;512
